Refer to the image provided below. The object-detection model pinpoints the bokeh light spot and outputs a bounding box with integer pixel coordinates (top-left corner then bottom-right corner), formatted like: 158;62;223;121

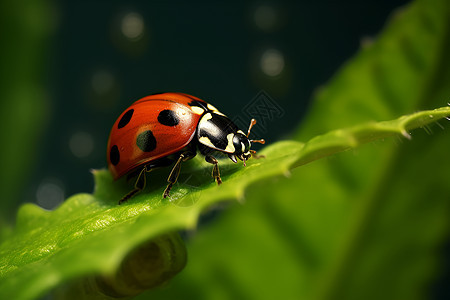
260;49;285;77
36;179;65;209
121;12;144;40
69;131;94;158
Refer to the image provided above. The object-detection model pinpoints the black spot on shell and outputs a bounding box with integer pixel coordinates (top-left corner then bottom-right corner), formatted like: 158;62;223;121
136;130;157;152
118;109;134;129
157;109;180;126
110;145;120;165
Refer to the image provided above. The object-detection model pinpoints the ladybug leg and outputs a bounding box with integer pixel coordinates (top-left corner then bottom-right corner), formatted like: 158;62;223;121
205;155;222;185
119;167;147;205
163;153;185;198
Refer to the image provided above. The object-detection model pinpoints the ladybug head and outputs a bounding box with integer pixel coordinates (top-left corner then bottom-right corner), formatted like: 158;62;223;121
228;119;265;166
232;132;251;159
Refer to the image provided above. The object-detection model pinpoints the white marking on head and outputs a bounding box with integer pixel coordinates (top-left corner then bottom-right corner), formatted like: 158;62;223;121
199;136;215;148
202;112;213;121
241;142;245;153
191;106;204;115
207;103;218;111
198;113;221;138
237;130;245;135
225;133;235;152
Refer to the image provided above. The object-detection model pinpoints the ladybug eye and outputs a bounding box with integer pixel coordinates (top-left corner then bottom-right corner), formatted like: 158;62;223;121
232;134;242;154
232;133;250;154
244;139;251;151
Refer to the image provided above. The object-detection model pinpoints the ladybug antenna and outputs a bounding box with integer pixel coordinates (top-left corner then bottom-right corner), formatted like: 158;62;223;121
246;119;257;137
247;118;265;145
250;139;265;144
248;119;266;145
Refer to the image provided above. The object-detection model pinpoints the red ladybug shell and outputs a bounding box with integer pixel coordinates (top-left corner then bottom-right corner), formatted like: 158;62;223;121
107;93;206;180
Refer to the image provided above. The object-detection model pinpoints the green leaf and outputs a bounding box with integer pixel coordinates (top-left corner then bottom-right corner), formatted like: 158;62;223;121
0;106;449;299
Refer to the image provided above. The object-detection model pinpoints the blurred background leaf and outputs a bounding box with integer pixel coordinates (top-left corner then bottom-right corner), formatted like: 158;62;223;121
0;0;53;224
143;0;450;299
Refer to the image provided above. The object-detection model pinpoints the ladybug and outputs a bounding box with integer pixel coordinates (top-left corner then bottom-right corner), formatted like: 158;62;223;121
107;92;265;204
